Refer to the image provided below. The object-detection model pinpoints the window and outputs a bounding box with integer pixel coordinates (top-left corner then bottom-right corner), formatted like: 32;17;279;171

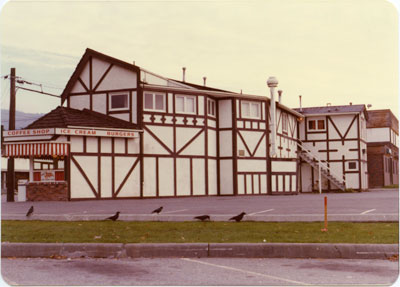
208;99;216;117
241;101;260;119
175;95;196;114
308;119;325;131
282;113;288;133
144;92;165;111
110;93;129;111
348;162;357;170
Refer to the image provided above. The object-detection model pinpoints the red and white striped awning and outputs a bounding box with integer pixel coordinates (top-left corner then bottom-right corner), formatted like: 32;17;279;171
3;142;69;158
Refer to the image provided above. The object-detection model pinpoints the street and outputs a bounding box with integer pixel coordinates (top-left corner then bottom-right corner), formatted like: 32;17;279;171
1;189;398;222
1;257;398;286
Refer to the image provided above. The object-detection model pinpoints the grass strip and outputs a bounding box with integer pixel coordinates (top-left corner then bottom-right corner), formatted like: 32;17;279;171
1;221;398;244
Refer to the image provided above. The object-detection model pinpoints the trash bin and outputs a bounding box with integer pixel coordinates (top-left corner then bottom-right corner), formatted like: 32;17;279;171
17;179;28;202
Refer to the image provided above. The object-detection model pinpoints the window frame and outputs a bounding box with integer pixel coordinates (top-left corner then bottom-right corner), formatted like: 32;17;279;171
143;92;166;112
109;92;130;111
241;100;261;119
348;161;357;170
282;113;288;133
175;94;197;115
307;119;326;131
207;98;216;117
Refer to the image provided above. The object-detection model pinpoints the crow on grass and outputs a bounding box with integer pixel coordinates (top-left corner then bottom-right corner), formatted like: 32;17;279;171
229;212;246;222
106;211;120;221
194;215;210;221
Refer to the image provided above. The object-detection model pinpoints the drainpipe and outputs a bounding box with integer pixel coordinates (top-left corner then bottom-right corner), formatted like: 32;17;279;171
267;77;278;157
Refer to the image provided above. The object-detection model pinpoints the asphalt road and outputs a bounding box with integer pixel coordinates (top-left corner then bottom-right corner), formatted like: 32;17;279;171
1;257;398;286
1;189;398;221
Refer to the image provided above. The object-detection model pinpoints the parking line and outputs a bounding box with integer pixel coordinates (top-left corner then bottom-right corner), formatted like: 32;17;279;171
161;209;188;214
248;209;274;216
360;209;376;215
182;258;310;285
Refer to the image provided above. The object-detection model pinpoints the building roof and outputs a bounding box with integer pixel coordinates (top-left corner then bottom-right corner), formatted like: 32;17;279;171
170;79;233;93
294;104;367;118
25;106;139;130
367;109;399;131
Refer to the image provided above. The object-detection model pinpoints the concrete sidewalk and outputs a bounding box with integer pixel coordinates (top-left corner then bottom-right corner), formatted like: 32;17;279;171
1;242;398;260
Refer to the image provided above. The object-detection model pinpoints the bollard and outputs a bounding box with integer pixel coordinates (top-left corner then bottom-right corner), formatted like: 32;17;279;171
321;196;328;232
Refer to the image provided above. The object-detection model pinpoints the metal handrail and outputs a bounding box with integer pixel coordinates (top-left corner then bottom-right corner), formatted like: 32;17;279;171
297;141;344;186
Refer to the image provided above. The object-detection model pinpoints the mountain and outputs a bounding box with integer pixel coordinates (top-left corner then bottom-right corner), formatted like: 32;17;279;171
1;109;44;130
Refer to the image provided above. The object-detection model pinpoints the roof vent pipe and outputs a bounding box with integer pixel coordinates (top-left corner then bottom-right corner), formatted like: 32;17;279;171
203;77;207;86
278;90;282;104
299;95;302;112
182;67;186;82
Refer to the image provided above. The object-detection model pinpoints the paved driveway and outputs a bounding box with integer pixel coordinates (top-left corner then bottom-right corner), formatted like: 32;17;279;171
1;189;398;221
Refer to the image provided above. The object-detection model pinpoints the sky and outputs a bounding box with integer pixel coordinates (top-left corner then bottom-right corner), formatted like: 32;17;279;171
0;0;398;118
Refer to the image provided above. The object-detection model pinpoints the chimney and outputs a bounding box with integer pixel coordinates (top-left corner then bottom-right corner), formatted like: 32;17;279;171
203;77;207;86
278;90;282;104
299;95;302;112
182;67;186;82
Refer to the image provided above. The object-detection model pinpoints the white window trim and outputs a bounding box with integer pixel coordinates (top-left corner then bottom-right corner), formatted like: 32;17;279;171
307;119;326;131
175;95;196;115
109;92;130;111
241;101;261;119
207;98;216;117
143;92;166;112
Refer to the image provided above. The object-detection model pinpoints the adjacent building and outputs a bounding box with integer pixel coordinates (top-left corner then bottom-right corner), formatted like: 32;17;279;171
366;109;399;187
294;105;369;192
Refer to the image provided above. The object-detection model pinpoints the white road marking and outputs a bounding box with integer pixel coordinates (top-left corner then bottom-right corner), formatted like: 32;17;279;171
182;258;310;285
248;209;274;216
360;209;376;215
160;209;188;214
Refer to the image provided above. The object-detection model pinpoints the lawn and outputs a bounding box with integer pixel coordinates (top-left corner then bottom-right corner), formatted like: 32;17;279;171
2;221;398;244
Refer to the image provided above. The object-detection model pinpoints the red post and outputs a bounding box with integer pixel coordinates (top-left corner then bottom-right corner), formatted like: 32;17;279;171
321;196;328;232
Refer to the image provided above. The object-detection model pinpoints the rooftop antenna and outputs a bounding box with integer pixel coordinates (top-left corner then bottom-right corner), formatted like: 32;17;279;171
299;95;302;112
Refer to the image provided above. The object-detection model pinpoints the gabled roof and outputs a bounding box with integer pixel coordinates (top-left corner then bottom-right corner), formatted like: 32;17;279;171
25;106;138;130
60;48;140;104
294;104;368;119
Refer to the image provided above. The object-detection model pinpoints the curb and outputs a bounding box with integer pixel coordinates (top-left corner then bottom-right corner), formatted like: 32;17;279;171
2;243;398;260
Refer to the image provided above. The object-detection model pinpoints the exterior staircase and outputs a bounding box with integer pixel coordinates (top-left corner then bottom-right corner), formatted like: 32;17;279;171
297;142;346;191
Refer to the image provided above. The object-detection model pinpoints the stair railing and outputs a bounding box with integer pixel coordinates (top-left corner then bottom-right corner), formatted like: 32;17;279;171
297;141;345;192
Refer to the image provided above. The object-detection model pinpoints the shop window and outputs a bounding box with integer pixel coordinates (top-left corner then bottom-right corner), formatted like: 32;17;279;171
308;119;325;131
208;99;216;117
144;92;165;112
241;101;260;119
175;95;196;114
109;92;129;111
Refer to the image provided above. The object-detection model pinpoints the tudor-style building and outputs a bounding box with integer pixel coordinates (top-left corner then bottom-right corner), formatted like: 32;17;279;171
366;109;399;187
294;105;369;192
3;48;303;200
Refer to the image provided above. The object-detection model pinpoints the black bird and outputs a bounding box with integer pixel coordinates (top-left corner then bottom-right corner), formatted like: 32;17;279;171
194;215;210;221
106;211;120;221
26;206;34;217
152;206;163;214
229;212;246;222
